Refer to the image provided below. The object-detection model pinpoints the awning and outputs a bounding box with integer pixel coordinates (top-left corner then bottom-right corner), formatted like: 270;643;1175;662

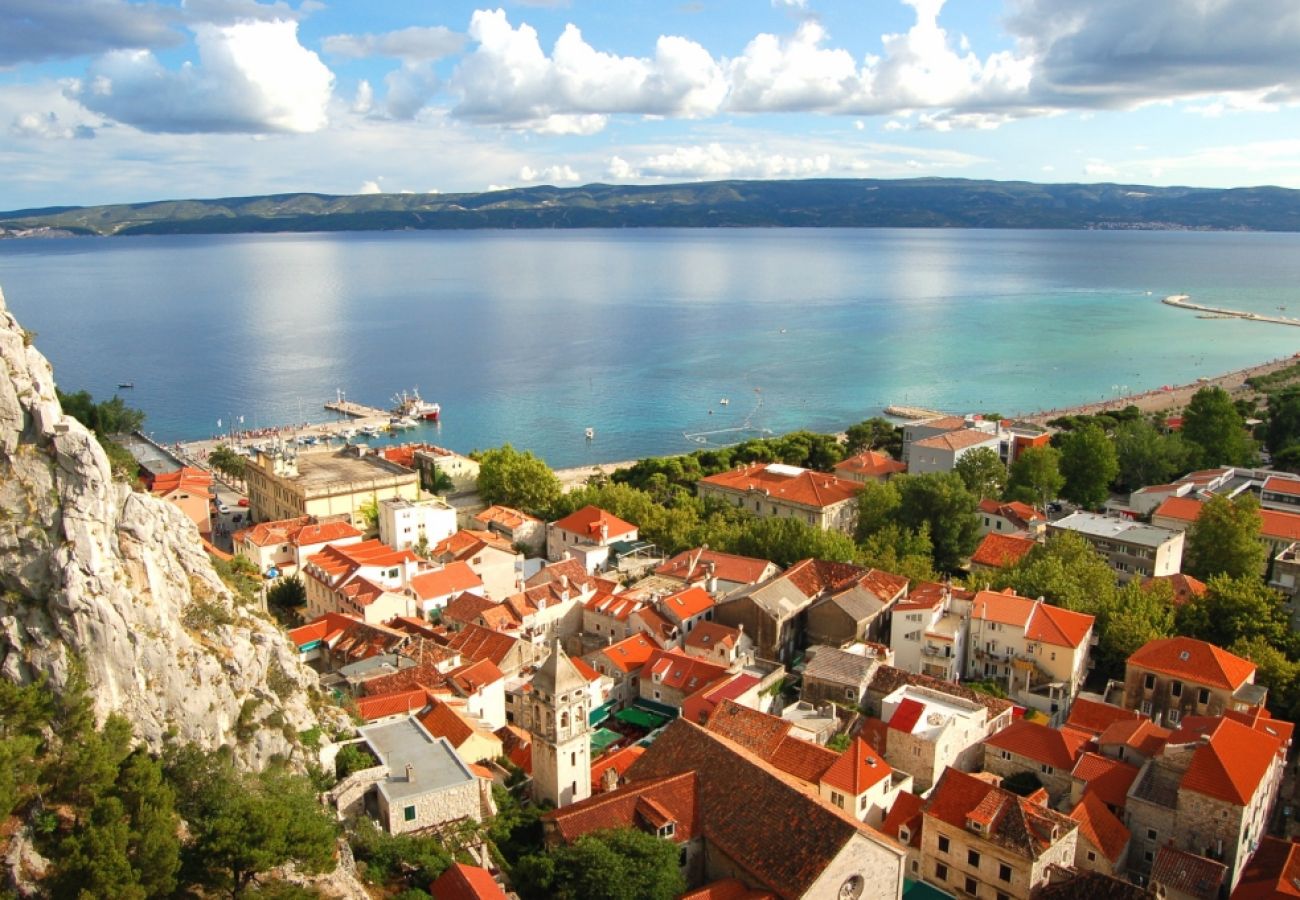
589;699;619;727
633;697;679;719
615;707;667;730
590;728;622;755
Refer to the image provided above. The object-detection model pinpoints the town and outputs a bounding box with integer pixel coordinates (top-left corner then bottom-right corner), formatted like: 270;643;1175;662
120;367;1300;900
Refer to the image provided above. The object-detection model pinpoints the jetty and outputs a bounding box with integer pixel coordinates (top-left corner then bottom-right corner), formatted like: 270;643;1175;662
1163;294;1300;328
325;398;390;418
883;405;948;420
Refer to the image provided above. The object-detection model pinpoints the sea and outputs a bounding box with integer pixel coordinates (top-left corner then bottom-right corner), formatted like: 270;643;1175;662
1;228;1298;469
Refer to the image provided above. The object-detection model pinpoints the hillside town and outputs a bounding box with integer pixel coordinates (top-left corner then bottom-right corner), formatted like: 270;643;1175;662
118;377;1300;900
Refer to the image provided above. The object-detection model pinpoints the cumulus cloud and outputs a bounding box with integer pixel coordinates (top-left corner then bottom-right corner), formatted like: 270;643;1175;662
607;143;833;180
321;26;465;61
519;164;580;183
451;9;726;130
383;63;441;119
0;0;183;65
10;111;96;140
70;19;334;134
359;179;383;194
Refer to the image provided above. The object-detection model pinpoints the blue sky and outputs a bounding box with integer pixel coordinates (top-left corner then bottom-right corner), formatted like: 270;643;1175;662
4;0;1300;208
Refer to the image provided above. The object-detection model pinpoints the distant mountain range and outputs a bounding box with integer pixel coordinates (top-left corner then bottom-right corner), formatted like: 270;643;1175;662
5;178;1300;236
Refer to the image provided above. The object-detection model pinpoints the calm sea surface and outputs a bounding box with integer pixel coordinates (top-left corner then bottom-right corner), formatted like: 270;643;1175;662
1;228;1298;469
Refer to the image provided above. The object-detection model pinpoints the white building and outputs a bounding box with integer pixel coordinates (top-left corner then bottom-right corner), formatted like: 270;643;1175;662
378;496;457;553
1049;512;1184;582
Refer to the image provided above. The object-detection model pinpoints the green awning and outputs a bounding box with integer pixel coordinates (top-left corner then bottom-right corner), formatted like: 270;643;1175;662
590;728;622;754
903;879;954;899
589;699;618;727
633;697;679;719
615;707;667;730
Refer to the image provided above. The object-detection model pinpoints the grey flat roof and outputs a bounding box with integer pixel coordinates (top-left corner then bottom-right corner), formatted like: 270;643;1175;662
360;717;474;803
338;653;416;681
1051;512;1179;548
294;450;415;486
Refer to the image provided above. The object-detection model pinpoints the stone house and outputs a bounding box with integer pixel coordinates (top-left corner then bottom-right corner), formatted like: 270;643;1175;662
918;768;1079;899
657;585;717;637
652;548;781;595
545;505;639;571
873;682;1006;792
801;644;881;708
431;529;521;601
983;719;1091;803
585;633;660;707
696;462;863;533
1149;845;1227;900
804;567;908;647
833;450;907;484
473;504;545;555
406;561;485;616
908;428;1003;476
640;649;731;712
682;621;754;669
233;515;363;579
301;539;424;621
1067;792;1131;878
1121;636;1265;727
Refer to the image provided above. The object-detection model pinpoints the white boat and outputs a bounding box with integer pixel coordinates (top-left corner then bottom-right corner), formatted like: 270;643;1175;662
585;427;595;440
390;416;418;429
393;388;441;422
719;398;730;406
360;424;384;438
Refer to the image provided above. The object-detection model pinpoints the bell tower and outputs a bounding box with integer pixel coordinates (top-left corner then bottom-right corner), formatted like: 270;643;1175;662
527;639;592;807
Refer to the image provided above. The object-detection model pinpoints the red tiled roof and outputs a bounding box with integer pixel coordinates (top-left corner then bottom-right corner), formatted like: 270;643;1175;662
569;656;602;683
434;529;516;561
473;504;541;530
833;450;907;479
971;532;1038;569
1156;496;1300;543
985;719;1089;770
1141;572;1208;606
644;650;731;695
149;466;213;498
632;606;678;645
704;700;839;785
1068;792;1130;864
684;621;742;653
448;658;504;694
597;633;659;674
1026;602;1094;650
1223;707;1295;746
880;790;924;848
821;737;892;795
1151;845;1227;900
681;673;760;725
783;557;872;597
1065;698;1144;737
591;744;645;792
1233;836;1300;899
925;768;1077;861
234;515;362;549
1098;719;1172;758
913;429;998;452
699;463;863;510
409;562;484;602
546;772;699;845
655;548;778;585
525;558;601;592
429;862;509;900
679;879;776;900
1070;752;1139;811
1263;476;1300;497
584;589;645;622
441;592;499;626
1173;716;1283;806
356;689;429;721
970;588;1034;628
895;580;973;611
550;504;638;541
660;585;716;622
443;623;522;668
1128;636;1256;691
888;698;926;734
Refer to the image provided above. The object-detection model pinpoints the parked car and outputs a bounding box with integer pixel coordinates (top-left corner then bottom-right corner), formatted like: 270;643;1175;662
237;498;250;507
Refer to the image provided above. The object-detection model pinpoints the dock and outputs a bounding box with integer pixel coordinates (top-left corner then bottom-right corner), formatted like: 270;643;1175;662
325;399;391;419
883;405;948;420
1163;294;1300;327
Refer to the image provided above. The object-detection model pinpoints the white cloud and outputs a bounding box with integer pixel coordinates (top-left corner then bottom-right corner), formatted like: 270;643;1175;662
383;62;441;119
1084;161;1117;178
607;142;832;180
358;179;382;194
10;110;95;140
321;26;464;61
519;164;580;183
771;0;808;8
71;19;334;134
451;9;726;130
352;79;373;114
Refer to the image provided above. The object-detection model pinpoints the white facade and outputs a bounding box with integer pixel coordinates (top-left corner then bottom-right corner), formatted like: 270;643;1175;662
379;496;457;552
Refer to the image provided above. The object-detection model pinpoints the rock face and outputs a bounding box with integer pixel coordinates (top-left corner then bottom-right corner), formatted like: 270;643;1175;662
0;288;332;767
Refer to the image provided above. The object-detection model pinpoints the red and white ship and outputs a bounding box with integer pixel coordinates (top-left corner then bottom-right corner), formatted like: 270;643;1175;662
393;388;441;422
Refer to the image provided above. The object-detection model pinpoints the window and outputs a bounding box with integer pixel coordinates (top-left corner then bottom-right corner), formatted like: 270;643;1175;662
998;863;1011;882
968;849;981;868
1170;680;1182;698
938;835;950;853
1198;688;1211;705
1086;851;1096;863
831;791;845;809
1040;764;1053;775
964;876;978;895
1147;828;1158;841
1167;709;1180;725
845;688;856;700
1144;673;1156;691
935;863;949;882
658;823;676;838
1144;851;1154;863
404;805;416;822
999;750;1011;761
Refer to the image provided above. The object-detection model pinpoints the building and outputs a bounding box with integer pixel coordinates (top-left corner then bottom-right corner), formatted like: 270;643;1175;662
301;539;424;621
147;466;213;537
1067;792;1132;877
658;585;718;636
1153;495;1300;564
473;504;545;555
407;561;486;616
804;568;908;647
411;444;481;496
546;505;640;571
1048;512;1184;582
1124;715;1289;891
918;768;1079;899
682;622;754;669
245;444;422;529
652;547;781;595
377;496;456;552
970;532;1039;573
697;463;863;533
1121;637;1265;726
232;515;363;578
527;641;592;808
833;450;908;484
431;530;521;601
977;500;1046;538
983;719;1090;802
901;415;973;464
908;428;1003;476
329;716;485;835
640;649;731;711
1231;836;1300;898
429;863;508;900
874;681;1006;791
418;698;503;764
801;644;883;707
889;582;973;681
1259;475;1300;512
1149;845;1227;900
586;633;660;707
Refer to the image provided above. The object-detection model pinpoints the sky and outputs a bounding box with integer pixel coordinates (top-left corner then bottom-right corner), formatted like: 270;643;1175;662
4;0;1300;209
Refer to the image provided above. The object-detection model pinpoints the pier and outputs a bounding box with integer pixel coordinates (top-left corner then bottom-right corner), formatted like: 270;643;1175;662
1163;294;1300;327
325;399;391;418
883;405;948;420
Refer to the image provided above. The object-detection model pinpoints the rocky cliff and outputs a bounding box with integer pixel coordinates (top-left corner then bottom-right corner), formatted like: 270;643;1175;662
0;287;333;767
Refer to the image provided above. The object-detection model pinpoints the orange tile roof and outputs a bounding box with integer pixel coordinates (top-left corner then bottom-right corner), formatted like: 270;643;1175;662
429;862;509;900
1223;707;1295;746
550;504;638;541
1152;495;1205;523
1070;752;1139;810
985;719;1090;770
881;790;924;848
149;466;213;498
655;548;778;585
477;604;523;632
1065;698;1144;738
1098;719;1172;758
306;539;418;583
584;589;645;622
591;744;645;792
660;585;716;622
448;658;504;694
1128;636;1256;691
525;558;601;592
679;880;776;900
684;621;742;653
441;592;499;626
699;463;863;510
704;700;839;785
1068;792;1130;864
1156;497;1300;543
356;689;429;721
546;772;699;845
1264;476;1300;497
971;532;1038;569
569;656;602;683
1151;845;1227;900
473;504;541;530
631;606;678;644
1141;572;1208;606
895;580;973;611
645;650;731;695
681;673;760;725
443;623;522;668
434;528;516;560
409;562;484;601
1173;716;1283;806
1026;602;1095;649
913;429;998;452
970;588;1033;628
833;450;907;479
821;736;892;795
597;633;659;673
925;768;1077;861
1233;836;1300;899
419;699;479;750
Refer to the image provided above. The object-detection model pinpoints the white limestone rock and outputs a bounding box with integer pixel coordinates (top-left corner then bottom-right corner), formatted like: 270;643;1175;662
0;287;338;768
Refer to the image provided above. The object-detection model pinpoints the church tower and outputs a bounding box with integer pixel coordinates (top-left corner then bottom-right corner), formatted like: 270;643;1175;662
528;639;592;807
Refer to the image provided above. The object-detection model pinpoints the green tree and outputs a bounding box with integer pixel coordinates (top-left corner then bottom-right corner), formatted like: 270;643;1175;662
954;447;1007;500
1004;445;1064;509
727;515;858;567
267;575;307;610
1183;493;1266;580
54;796;147;900
993;531;1117;616
893;473;980;571
476;444;562;514
854;479;902;543
1177;574;1291;650
857;522;936;582
1265;388;1300;454
843;418;902;457
1113;419;1192;492
209;444;247;482
515;828;686;900
1181;386;1255;467
1230;635;1300;719
1057;423;1119;509
1091;580;1176;682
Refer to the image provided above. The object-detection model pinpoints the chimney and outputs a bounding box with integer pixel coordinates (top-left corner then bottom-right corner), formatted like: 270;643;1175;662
705;561;718;594
599;523;609;542
560;574;569;590
405;763;415;782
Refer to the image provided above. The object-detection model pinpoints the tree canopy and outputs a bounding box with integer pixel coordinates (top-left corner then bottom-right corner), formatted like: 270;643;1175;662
1057;423;1119;509
476;444;563;514
954;446;1007;500
513;827;686;900
1004;445;1064;508
1181;386;1255;467
1183;493;1266;581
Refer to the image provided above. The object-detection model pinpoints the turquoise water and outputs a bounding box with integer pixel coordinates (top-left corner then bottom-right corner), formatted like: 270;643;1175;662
0;228;1297;468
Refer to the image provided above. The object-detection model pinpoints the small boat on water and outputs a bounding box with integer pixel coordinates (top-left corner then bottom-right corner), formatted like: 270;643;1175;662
117;381;134;389
360;424;384;438
585;427;595;440
390;416;418;430
719;398;729;406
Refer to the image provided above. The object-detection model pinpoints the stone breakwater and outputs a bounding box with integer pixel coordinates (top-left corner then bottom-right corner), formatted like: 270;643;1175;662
1163;293;1300;327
